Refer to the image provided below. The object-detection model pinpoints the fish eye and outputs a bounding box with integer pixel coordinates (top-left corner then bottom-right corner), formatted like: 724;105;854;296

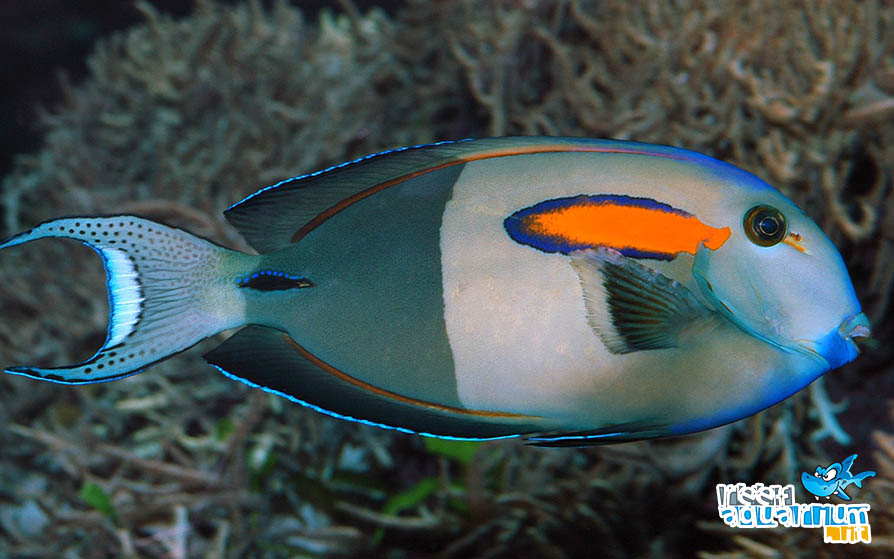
744;205;786;247
823;468;837;481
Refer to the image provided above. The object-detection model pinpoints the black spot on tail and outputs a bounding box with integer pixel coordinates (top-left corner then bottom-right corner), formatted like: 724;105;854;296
237;270;313;291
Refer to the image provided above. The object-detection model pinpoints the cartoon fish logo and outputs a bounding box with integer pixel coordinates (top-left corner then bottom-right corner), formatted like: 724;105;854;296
0;137;871;445
801;454;876;501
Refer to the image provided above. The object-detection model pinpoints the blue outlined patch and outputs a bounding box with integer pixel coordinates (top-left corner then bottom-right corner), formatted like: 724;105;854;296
503;194;729;260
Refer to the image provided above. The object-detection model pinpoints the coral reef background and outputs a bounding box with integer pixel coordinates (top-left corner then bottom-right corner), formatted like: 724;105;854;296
0;1;891;557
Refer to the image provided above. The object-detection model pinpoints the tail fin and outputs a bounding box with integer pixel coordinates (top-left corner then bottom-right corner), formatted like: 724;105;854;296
1;216;256;383
851;470;876;488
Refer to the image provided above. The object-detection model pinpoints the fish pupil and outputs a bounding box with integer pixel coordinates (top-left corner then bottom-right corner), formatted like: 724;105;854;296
758;216;779;236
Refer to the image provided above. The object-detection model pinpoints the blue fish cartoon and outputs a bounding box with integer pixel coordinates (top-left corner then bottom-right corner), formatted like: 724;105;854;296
801;454;876;500
0;137;871;445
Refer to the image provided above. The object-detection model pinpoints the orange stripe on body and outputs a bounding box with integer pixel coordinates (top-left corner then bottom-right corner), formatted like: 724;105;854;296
281;333;537;419
527;202;730;256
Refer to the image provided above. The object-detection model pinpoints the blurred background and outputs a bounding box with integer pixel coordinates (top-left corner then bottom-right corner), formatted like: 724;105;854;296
0;1;891;557
2;1;189;177
0;0;400;177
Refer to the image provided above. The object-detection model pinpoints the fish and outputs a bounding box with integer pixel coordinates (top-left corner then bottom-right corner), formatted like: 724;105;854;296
0;137;871;445
801;454;876;500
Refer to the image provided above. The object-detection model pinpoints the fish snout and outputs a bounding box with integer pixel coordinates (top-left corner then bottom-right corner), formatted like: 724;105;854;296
809;312;870;370
840;312;871;342
801;472;830;496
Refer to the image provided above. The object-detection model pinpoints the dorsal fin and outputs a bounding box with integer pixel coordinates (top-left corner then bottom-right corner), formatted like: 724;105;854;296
840;454;857;476
223;137;700;253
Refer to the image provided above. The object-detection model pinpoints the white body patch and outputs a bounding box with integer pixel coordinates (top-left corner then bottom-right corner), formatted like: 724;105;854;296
103;247;144;347
438;153;785;429
440;154;620;424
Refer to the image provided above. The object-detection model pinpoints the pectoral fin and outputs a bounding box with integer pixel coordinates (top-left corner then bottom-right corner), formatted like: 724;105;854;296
569;247;717;354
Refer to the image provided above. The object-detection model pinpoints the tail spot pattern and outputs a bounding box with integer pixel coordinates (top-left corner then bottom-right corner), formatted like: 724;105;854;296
1;215;234;383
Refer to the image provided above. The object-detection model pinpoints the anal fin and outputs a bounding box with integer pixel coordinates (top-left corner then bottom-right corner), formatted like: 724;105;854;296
525;421;669;447
204;326;548;440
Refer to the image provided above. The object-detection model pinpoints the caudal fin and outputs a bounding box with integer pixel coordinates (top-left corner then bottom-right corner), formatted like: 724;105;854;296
1;216;254;383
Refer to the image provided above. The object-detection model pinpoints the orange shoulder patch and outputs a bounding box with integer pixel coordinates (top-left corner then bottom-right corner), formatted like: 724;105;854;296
504;195;729;260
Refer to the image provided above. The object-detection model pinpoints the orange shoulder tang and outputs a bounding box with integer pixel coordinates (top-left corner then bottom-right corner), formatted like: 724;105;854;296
504;194;730;260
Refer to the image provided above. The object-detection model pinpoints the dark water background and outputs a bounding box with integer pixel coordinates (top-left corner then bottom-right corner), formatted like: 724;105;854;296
2;1;188;176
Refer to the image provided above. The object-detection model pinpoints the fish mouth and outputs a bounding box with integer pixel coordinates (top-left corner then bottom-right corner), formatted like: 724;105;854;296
801;312;871;370
839;312;871;342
